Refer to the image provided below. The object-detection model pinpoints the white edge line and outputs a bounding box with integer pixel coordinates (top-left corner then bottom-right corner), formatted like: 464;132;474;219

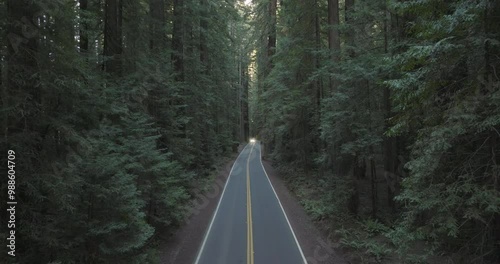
257;142;308;264
194;143;250;264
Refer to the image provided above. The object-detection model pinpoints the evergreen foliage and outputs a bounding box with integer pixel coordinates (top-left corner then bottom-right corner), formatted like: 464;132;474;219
2;0;499;262
1;0;249;262
251;0;500;262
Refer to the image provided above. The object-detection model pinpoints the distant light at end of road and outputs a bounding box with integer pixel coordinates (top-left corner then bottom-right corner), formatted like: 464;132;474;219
250;138;256;143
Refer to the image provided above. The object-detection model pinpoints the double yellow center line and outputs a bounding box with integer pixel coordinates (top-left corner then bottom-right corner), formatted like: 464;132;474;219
246;143;255;264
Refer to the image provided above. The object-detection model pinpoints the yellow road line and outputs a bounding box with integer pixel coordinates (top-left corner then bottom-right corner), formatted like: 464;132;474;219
247;143;255;264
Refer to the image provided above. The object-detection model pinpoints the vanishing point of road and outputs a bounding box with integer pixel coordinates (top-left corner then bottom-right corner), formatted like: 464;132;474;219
194;141;307;264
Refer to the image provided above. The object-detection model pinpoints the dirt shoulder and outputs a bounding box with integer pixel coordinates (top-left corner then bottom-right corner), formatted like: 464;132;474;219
159;146;245;264
261;159;347;264
160;146;346;264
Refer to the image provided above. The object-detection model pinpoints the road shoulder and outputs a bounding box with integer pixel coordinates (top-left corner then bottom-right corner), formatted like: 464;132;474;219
159;145;245;264
260;159;347;264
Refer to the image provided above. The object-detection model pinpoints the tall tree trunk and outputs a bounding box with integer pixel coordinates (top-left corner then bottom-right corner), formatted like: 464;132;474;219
348;154;361;215
485;4;500;260
383;4;399;212
104;0;123;75
267;0;277;71
383;88;399;211
491;129;500;261
327;0;341;177
172;0;184;81
345;0;354;57
314;0;322;108
80;0;89;53
313;0;323;156
367;77;378;218
370;152;377;219
149;0;166;52
344;0;361;214
238;40;250;143
242;66;249;141
199;0;208;73
327;0;340;93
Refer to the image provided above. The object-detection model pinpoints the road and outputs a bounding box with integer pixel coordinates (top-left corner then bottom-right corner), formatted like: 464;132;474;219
194;142;307;264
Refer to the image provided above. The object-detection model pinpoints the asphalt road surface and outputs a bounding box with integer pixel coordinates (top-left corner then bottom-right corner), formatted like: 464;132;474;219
194;142;307;264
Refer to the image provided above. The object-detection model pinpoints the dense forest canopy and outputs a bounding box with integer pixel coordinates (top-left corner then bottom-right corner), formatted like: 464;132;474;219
1;0;250;262
251;0;500;263
1;0;499;263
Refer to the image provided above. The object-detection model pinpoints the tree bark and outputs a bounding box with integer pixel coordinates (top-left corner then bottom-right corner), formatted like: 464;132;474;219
383;3;402;212
348;154;361;215
242;66;249;141
172;0;184;81
80;0;88;53
199;0;208;72
314;0;322;108
149;0;166;52
328;0;340;93
370;154;377;219
345;0;354;57
267;0;277;71
104;0;123;75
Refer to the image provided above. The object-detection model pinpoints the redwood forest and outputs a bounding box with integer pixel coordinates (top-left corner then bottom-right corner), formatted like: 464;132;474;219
1;0;499;263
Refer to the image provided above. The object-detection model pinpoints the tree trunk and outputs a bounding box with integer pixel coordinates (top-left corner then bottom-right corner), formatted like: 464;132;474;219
348;154;361;215
345;0;354;57
383;5;399;211
199;0;208;73
314;0;322;108
80;0;89;53
370;152;377;219
242;66;250;141
172;0;184;81
491;129;500;261
267;0;277;71
328;0;340;93
104;0;123;75
485;4;500;260
149;0;166;52
384;87;399;211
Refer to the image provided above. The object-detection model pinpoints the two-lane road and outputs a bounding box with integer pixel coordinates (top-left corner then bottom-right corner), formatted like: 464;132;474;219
194;142;307;264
